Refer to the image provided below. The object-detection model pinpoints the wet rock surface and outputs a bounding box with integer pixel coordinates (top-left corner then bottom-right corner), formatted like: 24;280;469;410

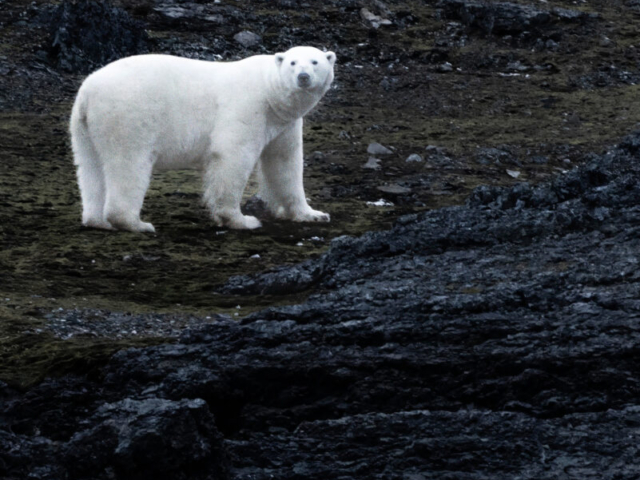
4;133;640;478
47;1;149;73
438;0;594;37
2;396;229;480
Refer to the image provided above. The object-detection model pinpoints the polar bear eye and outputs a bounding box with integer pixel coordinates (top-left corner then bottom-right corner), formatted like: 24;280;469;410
312;60;318;65
291;61;296;66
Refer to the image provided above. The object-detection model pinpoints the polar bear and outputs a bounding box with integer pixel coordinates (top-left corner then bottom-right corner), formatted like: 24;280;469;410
69;46;336;232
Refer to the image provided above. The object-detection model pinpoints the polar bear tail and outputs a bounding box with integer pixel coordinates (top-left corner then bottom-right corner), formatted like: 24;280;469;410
70;94;87;164
70;90;110;229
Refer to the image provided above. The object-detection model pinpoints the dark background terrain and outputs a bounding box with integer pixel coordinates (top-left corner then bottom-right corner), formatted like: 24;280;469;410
2;0;640;478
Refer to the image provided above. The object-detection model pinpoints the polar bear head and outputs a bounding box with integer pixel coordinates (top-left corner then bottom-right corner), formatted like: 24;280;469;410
274;46;336;94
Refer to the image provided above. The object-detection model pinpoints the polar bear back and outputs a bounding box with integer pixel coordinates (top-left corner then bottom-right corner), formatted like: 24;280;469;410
81;53;272;107
75;54;275;170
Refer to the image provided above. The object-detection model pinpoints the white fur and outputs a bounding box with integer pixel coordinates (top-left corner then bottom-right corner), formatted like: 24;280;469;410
70;46;336;232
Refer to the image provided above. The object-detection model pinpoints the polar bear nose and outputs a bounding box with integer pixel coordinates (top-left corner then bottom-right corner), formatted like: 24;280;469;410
297;72;311;86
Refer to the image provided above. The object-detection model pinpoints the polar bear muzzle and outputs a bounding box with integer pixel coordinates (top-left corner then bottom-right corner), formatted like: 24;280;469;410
297;72;311;87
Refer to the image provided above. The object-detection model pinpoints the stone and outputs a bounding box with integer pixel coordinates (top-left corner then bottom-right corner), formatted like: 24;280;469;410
359;8;392;29
363;157;382;170
476;147;519;166
233;30;262;48
377;184;412;195
367;142;393;155
308;151;326;162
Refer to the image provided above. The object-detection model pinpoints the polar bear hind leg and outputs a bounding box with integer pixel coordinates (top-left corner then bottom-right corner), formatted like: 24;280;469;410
71;106;112;230
102;155;156;233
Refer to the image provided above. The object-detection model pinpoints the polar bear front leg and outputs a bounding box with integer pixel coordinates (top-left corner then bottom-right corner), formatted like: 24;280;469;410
204;140;262;230
258;120;330;223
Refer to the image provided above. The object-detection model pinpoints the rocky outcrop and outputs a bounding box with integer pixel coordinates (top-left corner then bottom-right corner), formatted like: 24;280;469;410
3;132;640;478
48;1;149;73
438;0;594;36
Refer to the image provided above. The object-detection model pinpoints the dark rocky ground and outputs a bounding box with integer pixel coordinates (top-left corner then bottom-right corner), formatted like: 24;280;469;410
4;127;640;480
2;0;640;478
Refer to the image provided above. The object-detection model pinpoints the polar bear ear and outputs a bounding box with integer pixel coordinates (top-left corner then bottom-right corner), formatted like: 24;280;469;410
326;51;336;66
275;53;285;66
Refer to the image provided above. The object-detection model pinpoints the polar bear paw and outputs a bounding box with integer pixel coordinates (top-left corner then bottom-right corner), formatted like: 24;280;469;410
116;220;156;233
214;213;262;230
293;208;331;223
134;221;157;233
82;218;115;231
104;210;156;233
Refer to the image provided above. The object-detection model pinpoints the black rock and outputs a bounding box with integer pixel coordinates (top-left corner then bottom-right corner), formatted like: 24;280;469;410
438;0;593;37
48;1;149;74
475;146;519;165
62;398;227;479
1;396;230;480
628;0;640;12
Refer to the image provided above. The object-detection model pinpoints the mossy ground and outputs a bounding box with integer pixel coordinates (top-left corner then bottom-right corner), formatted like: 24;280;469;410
2;0;640;387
